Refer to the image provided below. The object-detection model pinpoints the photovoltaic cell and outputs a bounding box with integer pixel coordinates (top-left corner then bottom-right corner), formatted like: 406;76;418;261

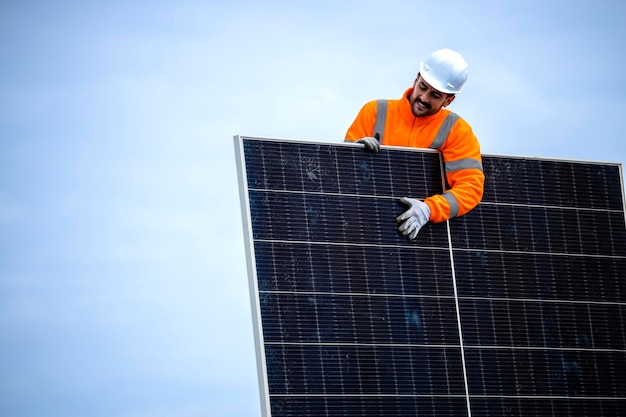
234;136;626;416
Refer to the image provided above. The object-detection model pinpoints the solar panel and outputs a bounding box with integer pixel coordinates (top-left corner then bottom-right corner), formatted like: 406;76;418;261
234;135;626;417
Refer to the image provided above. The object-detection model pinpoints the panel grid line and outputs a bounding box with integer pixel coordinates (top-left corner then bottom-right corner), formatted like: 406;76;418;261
268;394;626;400
259;291;626;307
246;186;626;214
263;342;626;353
255;238;626;259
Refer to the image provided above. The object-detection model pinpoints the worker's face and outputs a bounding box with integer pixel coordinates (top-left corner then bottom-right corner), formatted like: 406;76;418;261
409;75;456;117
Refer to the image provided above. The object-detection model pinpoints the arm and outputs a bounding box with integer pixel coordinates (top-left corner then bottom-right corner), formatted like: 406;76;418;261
424;119;485;223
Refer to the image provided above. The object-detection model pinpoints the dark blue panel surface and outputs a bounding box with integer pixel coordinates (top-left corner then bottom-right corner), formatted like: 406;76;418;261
243;139;443;197
469;397;626;417
237;137;626;417
451;153;626;413
249;190;449;247
459;299;626;350
450;204;626;256
271;396;470;417
240;138;465;415
482;156;624;210
265;344;466;395
453;250;626;303
260;293;460;345
464;348;626;397
254;241;454;296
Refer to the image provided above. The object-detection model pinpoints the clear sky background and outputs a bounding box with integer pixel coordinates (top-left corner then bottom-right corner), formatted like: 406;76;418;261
1;1;625;416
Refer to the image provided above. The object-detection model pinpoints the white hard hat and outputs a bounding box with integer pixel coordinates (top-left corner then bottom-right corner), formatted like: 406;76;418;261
419;48;469;94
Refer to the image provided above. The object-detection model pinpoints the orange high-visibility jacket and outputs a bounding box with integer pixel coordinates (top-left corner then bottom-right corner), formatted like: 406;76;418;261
345;88;485;223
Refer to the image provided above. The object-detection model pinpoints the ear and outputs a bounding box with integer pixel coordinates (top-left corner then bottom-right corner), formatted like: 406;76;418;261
443;95;456;107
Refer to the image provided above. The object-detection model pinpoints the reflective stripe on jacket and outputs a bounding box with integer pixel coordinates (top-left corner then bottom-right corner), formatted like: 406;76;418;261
345;88;484;223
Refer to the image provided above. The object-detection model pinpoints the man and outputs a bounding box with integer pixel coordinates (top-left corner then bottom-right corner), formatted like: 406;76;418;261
345;48;484;239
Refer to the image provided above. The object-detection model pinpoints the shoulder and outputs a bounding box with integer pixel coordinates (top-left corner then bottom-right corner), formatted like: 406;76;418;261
439;110;480;153
445;110;474;135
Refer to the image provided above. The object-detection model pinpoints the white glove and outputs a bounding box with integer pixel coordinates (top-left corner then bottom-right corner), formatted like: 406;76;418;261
395;197;431;240
356;136;381;152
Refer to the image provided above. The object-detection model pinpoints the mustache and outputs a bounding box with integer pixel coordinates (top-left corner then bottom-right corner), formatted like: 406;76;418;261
415;98;431;109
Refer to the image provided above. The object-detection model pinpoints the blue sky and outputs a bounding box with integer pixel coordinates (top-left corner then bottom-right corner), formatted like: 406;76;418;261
1;1;625;416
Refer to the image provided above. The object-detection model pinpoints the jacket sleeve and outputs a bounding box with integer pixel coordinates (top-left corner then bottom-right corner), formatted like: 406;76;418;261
345;100;378;141
424;119;485;223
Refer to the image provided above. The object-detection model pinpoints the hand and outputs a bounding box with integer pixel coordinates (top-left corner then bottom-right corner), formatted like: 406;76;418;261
395;197;431;240
356;136;381;152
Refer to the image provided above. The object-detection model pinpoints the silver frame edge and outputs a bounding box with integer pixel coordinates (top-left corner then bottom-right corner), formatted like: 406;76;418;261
233;135;272;417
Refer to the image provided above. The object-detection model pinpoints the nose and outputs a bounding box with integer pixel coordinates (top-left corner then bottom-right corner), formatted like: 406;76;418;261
417;91;429;105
